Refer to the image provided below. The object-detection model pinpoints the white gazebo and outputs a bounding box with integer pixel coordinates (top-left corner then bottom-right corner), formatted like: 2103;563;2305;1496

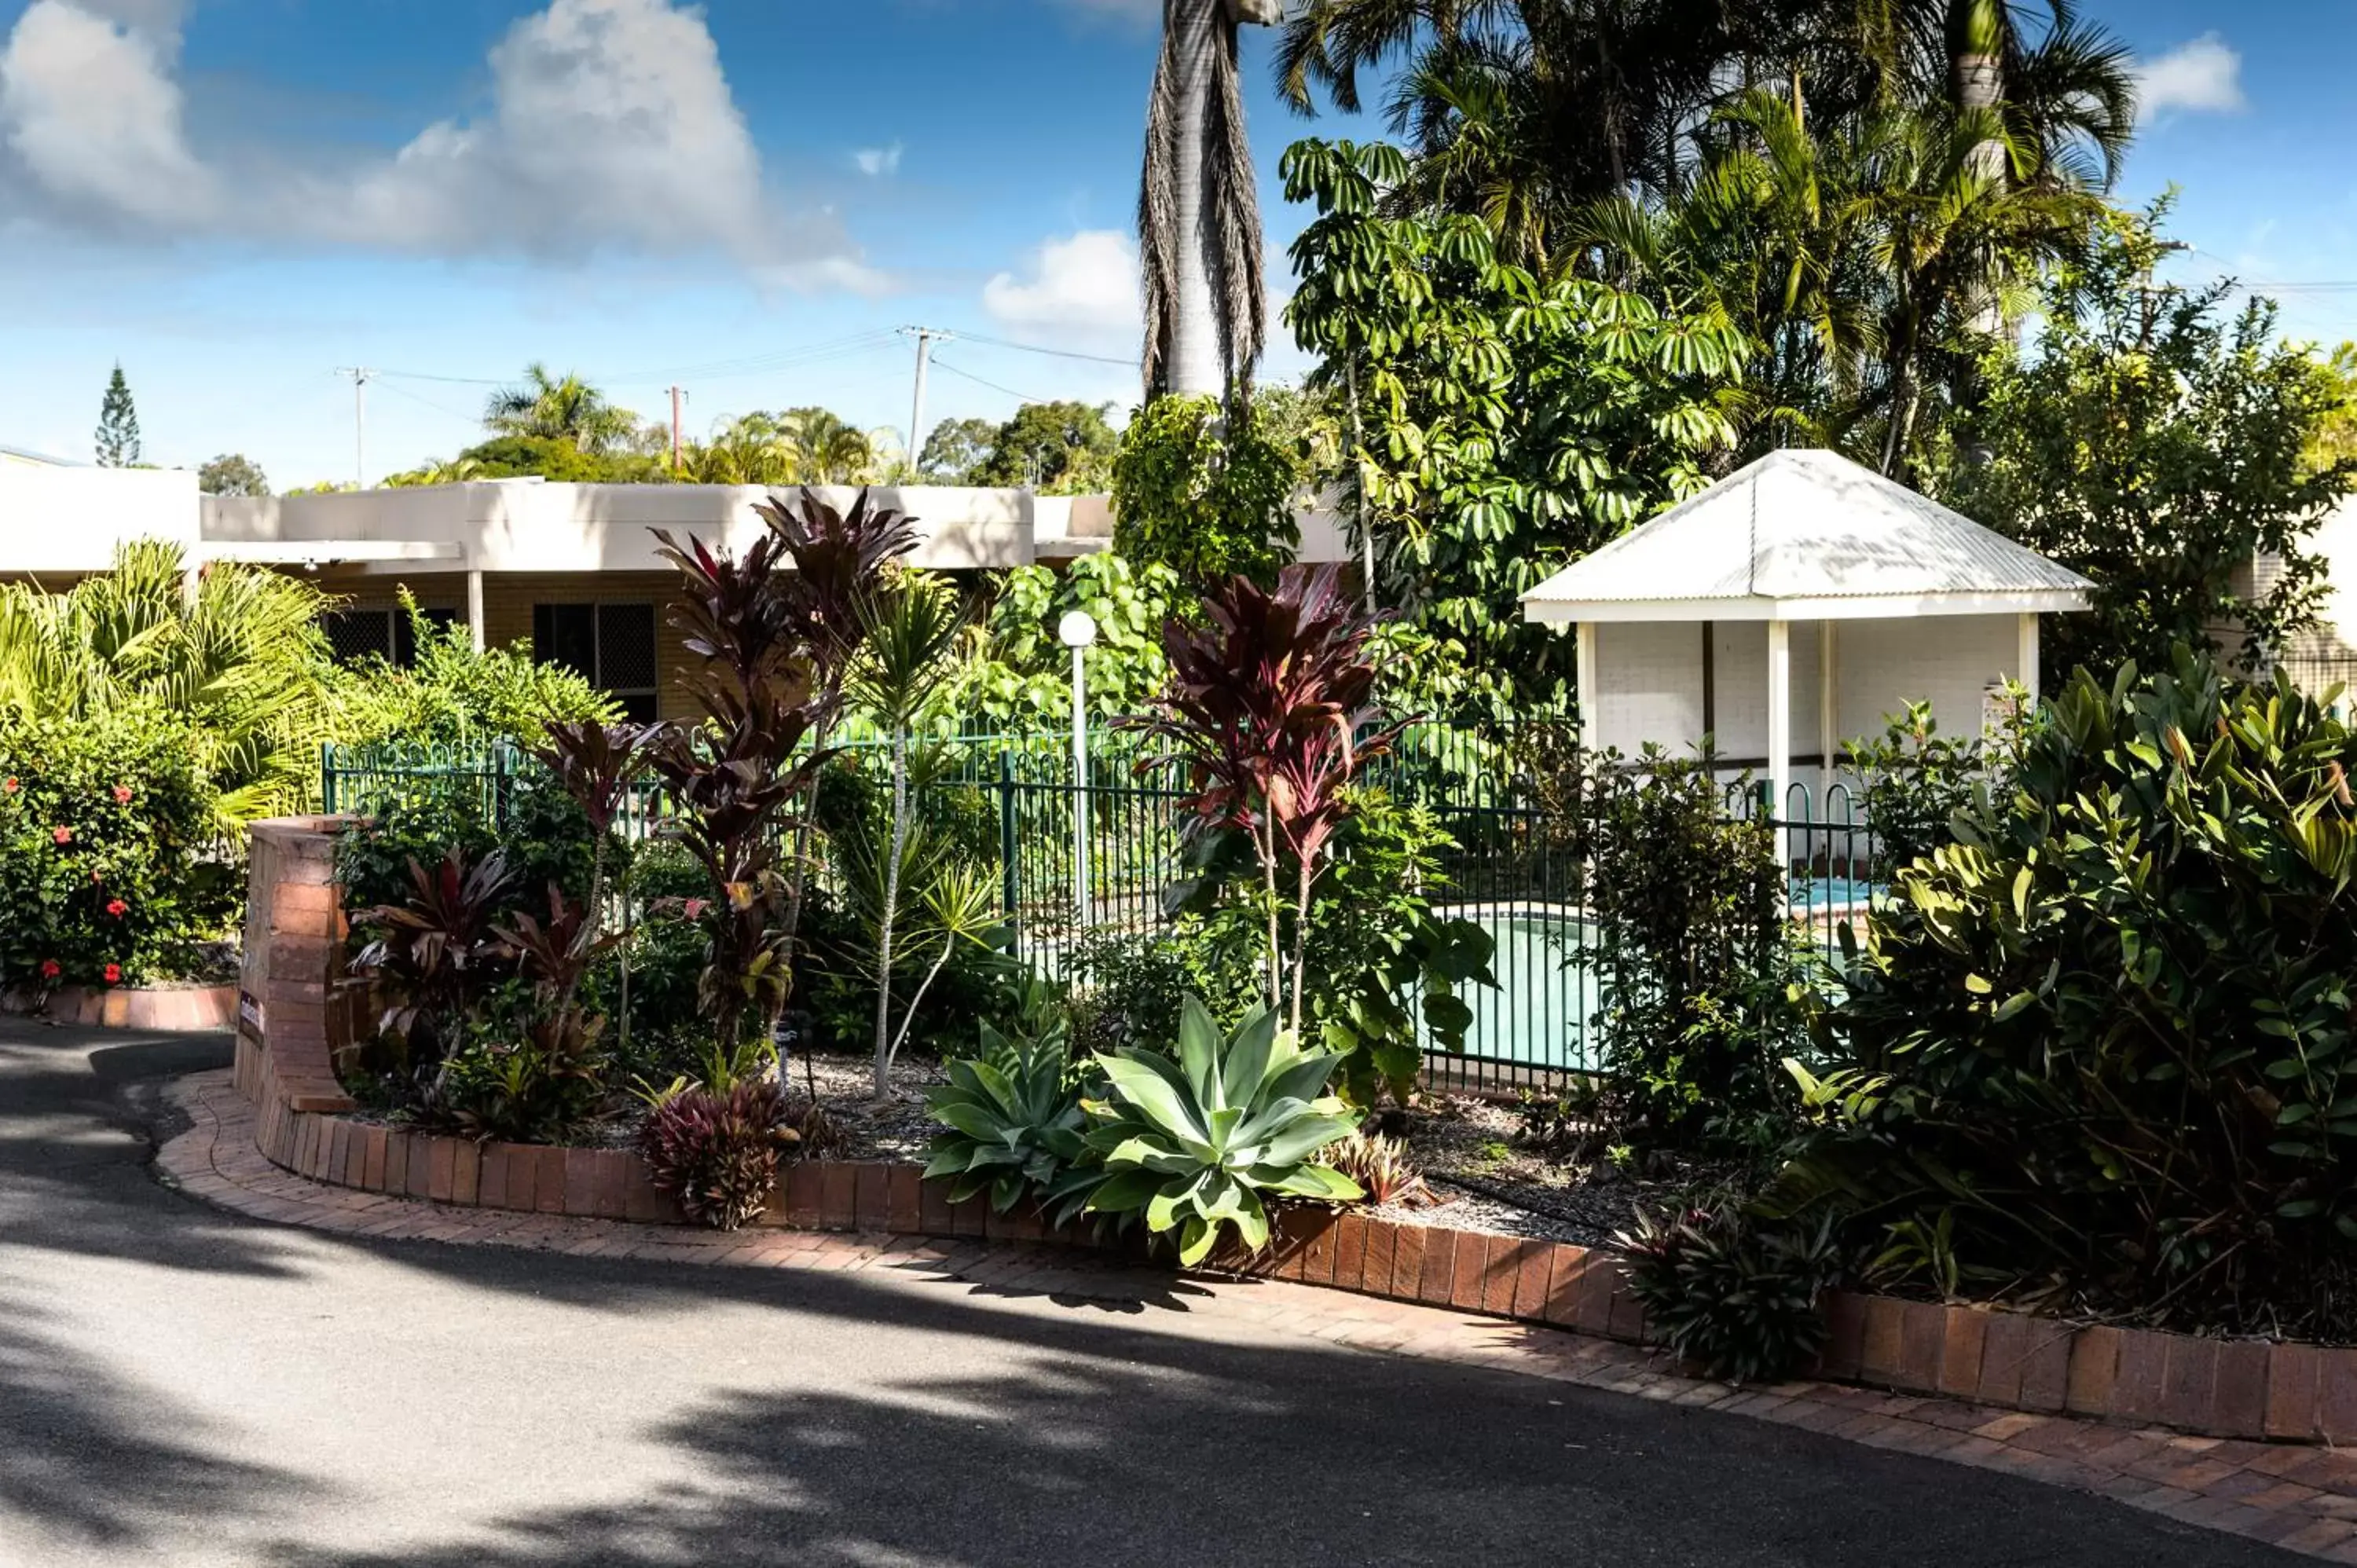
1520;449;2094;822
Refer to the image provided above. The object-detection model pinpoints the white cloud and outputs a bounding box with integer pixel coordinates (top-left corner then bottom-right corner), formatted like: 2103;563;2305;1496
0;0;215;225
853;141;903;178
0;0;873;284
2136;33;2245;124
983;229;1140;342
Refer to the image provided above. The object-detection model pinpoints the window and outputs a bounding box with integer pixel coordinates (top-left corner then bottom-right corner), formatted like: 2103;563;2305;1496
319;606;456;668
533;602;659;723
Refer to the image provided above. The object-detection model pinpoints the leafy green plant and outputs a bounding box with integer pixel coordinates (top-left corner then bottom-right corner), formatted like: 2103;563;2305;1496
1621;1206;1843;1385
1110;394;1301;589
1080;996;1362;1265
1065;921;1262;1059
922;1016;1095;1219
638;1076;791;1230
948;552;1180;729
1787;649;2357;1334
335;595;616;750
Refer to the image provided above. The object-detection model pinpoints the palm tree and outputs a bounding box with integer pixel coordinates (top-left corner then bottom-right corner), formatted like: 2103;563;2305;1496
1275;0;2135;269
482;364;637;456
780;408;882;485
383;456;486;488
0;542;341;826
1141;0;1282;402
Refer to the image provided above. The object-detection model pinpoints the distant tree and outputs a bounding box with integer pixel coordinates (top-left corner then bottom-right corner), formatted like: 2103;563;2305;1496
483;364;637;455
1940;206;2355;684
197;453;269;496
94;365;140;467
973;401;1120;492
383;456;486;488
917;417;999;482
457;435;614;482
2308;343;2357;476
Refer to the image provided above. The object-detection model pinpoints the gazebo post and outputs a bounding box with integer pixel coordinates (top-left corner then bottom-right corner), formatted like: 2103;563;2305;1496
1767;617;1792;876
2018;613;2040;706
1575;621;1597;749
1819;620;1838;788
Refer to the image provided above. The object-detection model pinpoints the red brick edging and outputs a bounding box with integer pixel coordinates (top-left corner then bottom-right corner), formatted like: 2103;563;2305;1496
4;981;236;1032
233;815;2356;1451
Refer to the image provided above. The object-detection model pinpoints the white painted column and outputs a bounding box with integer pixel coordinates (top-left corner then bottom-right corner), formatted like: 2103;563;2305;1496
1575;622;1599;750
2018;612;2039;707
467;569;486;654
1768;617;1792;875
1818;620;1838;789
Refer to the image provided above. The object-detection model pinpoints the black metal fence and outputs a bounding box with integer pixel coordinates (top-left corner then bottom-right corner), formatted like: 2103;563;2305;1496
323;731;1885;1090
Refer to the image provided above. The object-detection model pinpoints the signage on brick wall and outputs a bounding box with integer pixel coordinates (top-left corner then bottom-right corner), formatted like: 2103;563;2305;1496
237;990;264;1041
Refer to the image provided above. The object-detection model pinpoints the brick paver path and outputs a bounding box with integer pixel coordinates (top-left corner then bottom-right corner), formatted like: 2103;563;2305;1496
160;1068;2357;1562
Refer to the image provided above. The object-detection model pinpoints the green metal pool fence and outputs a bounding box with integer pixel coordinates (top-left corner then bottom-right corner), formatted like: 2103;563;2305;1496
322;732;1883;1091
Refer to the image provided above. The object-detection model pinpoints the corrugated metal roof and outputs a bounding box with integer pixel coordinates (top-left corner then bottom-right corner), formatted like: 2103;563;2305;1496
1522;449;2093;611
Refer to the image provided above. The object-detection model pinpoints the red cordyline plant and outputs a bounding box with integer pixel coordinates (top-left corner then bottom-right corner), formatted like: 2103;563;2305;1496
350;847;517;1086
750;488;922;970
645;528;832;1072
525;719;654;1018
1133;562;1405;1034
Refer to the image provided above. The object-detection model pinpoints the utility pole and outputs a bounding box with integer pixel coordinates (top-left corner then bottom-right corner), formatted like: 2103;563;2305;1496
668;385;686;474
338;367;372;488
900;326;951;478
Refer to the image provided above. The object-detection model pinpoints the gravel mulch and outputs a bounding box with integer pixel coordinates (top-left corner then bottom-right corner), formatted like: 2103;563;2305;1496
1370;1091;1719;1249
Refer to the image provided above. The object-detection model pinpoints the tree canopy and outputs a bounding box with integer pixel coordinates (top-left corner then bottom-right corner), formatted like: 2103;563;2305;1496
198;453;269;497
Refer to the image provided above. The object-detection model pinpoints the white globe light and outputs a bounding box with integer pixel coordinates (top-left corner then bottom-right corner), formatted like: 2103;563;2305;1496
1058;610;1100;649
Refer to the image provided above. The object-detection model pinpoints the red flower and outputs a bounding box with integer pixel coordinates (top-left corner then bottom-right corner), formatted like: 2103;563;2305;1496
111;785;132;805
38;959;60;980
105;899;127;918
1;777;16;793
102;963;121;985
684;898;709;921
50;826;71;844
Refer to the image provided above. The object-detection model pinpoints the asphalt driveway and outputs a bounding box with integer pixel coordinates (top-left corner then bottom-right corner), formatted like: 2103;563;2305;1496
0;1017;2301;1566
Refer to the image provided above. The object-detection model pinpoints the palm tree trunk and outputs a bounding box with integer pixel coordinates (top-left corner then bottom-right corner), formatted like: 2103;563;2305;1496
1950;0;2007;183
1168;0;1222;398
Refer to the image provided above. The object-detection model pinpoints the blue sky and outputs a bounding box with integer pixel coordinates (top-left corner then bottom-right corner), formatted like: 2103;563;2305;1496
0;0;2331;486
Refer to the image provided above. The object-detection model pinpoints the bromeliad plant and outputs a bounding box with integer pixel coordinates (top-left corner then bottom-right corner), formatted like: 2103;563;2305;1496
1133;562;1406;1036
1080;996;1363;1266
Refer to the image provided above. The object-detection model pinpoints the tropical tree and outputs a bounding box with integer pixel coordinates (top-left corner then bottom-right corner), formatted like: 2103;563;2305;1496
967;401;1120;491
0;542;340;825
916;417;999;482
780;407;886;485
1273;0;2135;269
1937;205;2355;684
1142;0;1283;402
483;364;638;455
198;453;269;496
1283;137;1748;715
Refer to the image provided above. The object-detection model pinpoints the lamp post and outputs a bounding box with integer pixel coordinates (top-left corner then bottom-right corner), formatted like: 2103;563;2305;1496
1058;610;1098;927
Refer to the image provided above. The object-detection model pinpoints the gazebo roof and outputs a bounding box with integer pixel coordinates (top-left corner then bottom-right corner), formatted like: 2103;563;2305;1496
1521;448;2094;624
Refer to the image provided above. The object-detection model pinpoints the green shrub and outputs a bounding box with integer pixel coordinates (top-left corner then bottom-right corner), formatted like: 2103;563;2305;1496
1065;921;1261;1058
1585;748;1797;1147
1622;1206;1842;1384
1791;650;2357;1335
1080;996;1362;1265
335;598;614;750
335;766;601;930
1110;394;1301;589
0;707;224;991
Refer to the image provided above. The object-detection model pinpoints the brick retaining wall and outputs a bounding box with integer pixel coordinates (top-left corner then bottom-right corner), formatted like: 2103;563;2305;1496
229;815;2354;1446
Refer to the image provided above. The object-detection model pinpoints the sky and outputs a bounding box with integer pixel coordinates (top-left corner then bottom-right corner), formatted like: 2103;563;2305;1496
0;0;2332;488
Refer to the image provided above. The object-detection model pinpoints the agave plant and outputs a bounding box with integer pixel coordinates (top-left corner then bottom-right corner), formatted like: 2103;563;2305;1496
1082;995;1362;1265
923;1017;1095;1220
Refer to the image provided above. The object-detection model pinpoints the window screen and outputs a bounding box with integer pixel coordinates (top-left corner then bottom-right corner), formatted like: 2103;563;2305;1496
321;606;456;669
533;600;660;721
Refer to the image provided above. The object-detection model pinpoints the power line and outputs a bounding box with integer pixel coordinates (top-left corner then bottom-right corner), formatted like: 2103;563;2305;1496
369;377;485;425
929;356;1042;403
954;330;1137;368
